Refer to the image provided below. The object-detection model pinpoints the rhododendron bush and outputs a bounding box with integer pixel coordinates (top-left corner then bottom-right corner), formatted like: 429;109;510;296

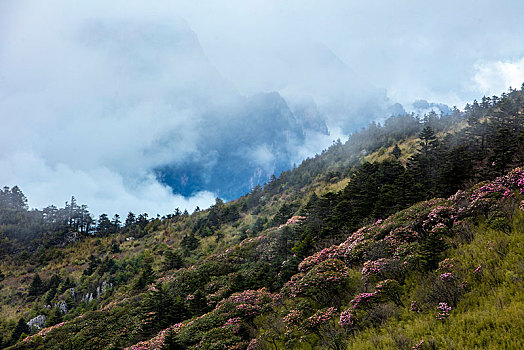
15;169;523;350
255;169;524;348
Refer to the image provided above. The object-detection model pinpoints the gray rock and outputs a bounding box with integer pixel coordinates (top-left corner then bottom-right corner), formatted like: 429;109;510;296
56;301;68;314
82;292;93;303
27;315;46;329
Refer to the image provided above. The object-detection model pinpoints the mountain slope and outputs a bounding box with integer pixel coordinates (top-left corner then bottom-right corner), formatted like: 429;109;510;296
1;85;524;349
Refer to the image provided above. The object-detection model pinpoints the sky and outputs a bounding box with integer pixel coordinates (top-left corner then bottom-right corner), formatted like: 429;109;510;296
1;0;524;216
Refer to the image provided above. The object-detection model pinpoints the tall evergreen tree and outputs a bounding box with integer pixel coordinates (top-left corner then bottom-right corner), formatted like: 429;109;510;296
9;318;30;345
96;214;112;235
408;125;440;198
391;144;402;159
141;283;187;336
489;128;517;175
28;274;45;297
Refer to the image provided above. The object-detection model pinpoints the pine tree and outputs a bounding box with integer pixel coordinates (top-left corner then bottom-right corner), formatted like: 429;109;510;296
391;144;402;159
163;250;184;271
133;262;154;290
417;125;439;158
141;283;187;336
489;127;517;175
125;212;136;226
408;125;440;198
437;145;473;196
9;318;30;345
28;274;45;297
188;289;209;316
97;214;112;236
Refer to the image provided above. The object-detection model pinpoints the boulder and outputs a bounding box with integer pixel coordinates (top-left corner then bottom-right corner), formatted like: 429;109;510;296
27;315;46;329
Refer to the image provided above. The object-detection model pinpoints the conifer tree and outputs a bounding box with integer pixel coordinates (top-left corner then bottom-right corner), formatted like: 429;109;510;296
28;274;45;297
9;318;29;345
408;125;440;198
392;144;402;159
141;283;187;336
489;127;517;175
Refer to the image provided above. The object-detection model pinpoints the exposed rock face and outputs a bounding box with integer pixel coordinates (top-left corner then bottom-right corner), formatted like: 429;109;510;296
98;281;112;297
82;281;114;303
70;288;76;299
27;315;46;329
83;292;94;303
57;301;68;314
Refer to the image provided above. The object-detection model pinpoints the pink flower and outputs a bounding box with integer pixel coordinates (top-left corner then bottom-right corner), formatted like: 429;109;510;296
436;302;451;320
413;339;424;349
440;272;454;282
338;309;356;329
410;300;420;312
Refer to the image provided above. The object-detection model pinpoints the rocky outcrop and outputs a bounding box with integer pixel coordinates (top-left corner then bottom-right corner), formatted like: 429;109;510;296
81;281;113;303
27;315;46;329
57;301;68;314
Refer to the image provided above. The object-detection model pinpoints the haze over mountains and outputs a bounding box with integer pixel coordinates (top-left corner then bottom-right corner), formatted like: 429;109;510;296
1;1;523;215
0;13;406;212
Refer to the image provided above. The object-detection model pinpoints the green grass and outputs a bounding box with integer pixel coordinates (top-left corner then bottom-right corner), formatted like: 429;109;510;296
347;212;524;349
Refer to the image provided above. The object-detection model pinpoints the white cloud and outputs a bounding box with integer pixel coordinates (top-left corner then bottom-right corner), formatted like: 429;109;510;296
1;0;524;216
0;151;215;216
473;58;524;96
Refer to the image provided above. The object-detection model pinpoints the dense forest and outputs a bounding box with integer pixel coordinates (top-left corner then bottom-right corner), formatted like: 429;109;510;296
1;85;524;349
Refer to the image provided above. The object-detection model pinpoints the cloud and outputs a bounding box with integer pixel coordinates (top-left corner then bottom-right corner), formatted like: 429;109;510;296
1;0;523;215
473;57;524;96
0;151;216;216
0;2;226;215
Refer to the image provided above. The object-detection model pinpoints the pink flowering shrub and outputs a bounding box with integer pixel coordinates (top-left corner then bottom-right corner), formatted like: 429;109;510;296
412;339;424;349
350;292;377;310
247;338;260;350
283;309;303;329
298;246;342;272
410;300;420;312
439;272;455;282
437;258;455;272
338;308;357;330
215;288;278;318
452;168;524;227
361;258;406;282
302;307;338;333
436;302;451;320
283;258;349;304
374;279;404;306
222;317;242;334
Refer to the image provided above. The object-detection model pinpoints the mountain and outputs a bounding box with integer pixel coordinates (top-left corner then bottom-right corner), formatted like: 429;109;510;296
84;20;332;200
263;42;404;133
155;91;329;199
1;86;524;349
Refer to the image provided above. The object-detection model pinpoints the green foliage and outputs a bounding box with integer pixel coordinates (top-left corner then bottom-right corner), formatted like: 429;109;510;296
162;249;184;271
141;283;188;337
28;274;45;298
4;86;524;350
133;262;155;291
9;318;29;346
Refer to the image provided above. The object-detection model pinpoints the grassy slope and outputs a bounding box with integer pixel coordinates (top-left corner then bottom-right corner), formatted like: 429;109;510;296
348;212;524;349
4;98;524;348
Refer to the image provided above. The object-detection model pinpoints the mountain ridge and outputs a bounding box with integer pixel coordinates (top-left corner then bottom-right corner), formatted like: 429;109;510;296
1;85;524;349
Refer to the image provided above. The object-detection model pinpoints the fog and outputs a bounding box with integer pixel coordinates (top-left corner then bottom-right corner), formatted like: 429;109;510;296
1;0;523;215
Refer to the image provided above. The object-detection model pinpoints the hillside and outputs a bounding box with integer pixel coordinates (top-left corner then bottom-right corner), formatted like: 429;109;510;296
1;86;524;349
